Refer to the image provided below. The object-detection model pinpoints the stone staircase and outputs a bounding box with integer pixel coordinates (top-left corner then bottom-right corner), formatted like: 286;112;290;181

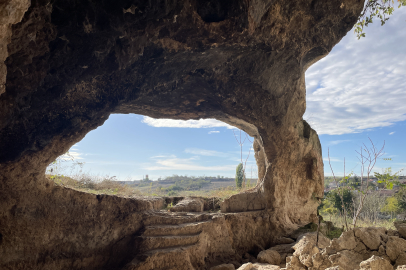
122;212;213;270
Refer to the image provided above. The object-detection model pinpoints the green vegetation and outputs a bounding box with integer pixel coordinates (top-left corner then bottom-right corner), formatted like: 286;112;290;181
355;0;406;39
235;163;244;188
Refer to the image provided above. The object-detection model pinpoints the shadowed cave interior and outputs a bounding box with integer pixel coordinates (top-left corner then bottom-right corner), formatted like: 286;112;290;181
0;0;365;269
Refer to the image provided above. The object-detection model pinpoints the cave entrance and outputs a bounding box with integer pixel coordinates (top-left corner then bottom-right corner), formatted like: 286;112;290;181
46;114;258;199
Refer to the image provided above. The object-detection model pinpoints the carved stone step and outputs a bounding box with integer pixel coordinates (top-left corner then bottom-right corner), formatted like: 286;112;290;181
137;234;201;252
143;220;210;236
123;244;198;270
143;212;211;226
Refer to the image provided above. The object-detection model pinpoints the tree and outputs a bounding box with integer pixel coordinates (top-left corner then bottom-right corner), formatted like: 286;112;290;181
355;0;406;39
233;129;253;187
235;163;244;188
326;188;355;216
321;200;339;221
381;196;400;219
395;186;406;211
375;167;400;189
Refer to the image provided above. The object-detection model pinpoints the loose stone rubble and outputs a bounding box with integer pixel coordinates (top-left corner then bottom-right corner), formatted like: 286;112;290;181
169;197;205;212
206;224;406;270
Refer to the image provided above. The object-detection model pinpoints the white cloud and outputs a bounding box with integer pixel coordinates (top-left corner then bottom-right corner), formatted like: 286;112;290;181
145;156;235;171
323;157;341;163
304;8;406;135
389;132;395;135
184;148;227;157
208;130;220;134
142;116;233;129
59;151;84;160
329;140;350;145
150;155;176;159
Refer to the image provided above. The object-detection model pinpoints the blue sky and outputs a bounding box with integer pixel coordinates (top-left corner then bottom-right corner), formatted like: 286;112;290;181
62;8;406;180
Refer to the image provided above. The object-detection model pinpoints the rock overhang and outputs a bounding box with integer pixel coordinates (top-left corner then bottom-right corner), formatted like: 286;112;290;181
0;0;364;269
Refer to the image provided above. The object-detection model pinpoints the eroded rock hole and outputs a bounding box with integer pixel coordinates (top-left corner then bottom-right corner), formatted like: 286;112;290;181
46;114;258;202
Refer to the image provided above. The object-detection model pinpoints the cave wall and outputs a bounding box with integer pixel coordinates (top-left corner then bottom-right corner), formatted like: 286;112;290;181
0;0;364;269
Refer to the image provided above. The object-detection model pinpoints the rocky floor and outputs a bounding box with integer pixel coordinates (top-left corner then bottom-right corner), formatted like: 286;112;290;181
208;222;406;270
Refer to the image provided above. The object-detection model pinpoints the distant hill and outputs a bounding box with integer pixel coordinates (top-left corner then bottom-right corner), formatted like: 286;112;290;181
118;175;258;192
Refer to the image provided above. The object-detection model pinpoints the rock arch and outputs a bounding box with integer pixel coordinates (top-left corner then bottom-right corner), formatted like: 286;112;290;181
0;0;363;269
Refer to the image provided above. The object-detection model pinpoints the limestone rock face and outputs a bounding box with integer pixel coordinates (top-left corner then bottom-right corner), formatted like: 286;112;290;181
210;264;236;270
359;255;393;270
0;0;364;269
170;197;204;212
257;249;281;265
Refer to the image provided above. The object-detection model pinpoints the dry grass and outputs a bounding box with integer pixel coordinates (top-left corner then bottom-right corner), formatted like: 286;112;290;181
47;173;250;200
321;213;396;230
48;174;139;196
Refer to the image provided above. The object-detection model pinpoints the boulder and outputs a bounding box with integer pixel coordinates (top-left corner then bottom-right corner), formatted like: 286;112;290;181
211;264;236;270
311;252;332;270
237;263;280;270
286;256;306;270
330;230;358;252
274;237;295;245
386;236;406;262
257;249;281;265
238;263;254;270
169;197;204;212
293;232;330;267
329;250;364;270
269;243;295;262
396;254;406;268
354;227;386;250
359;255;393;270
395;222;406;239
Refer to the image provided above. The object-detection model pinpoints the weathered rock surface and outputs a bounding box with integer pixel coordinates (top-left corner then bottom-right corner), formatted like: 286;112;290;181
293;232;330;267
359;255;393;270
270;243;295;262
354;227;386;251
395;222;406;239
0;0;365;269
386;236;406;262
257;249;281;265
238;263;280;270
274;237;296;245
330;230;357;252
170;197;205;212
210;263;236;270
329;250;364;270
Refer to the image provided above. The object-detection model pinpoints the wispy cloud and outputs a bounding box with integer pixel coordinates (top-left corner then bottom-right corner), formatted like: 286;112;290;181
323;157;341;163
60;151;83;160
329;140;350;146
208;130;220;134
142;117;233;129
304;8;406;135
150;155;176;159
389;132;395;135
184;148;227;157
145;156;235;171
